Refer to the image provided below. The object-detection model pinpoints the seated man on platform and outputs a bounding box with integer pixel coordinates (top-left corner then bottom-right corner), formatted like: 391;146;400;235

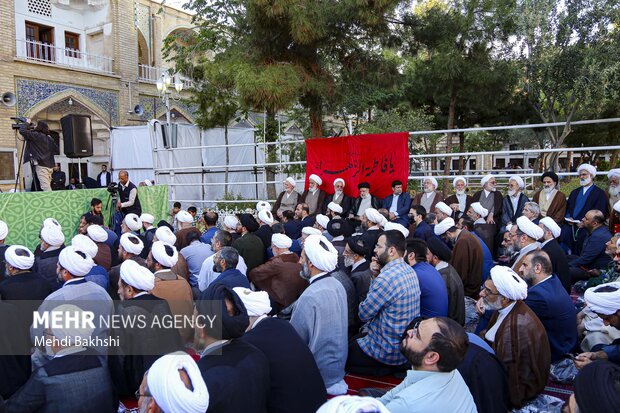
518;250;577;362
501;175;529;232
272;177;300;219
412;177;442;213
323;178;352;218
378;317;477;413
479;266;550;409
472;174;503;228
349;182;382;228
383;180;412;227
444;176;472;221
532;171;566;226
300;174;326;215
569;209;612;282
347;230;421;377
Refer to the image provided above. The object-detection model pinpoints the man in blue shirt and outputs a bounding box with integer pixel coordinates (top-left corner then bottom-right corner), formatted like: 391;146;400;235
518;250;577;362
379;316;477;413
405;238;448;318
200;210;219;245
569;209;612;282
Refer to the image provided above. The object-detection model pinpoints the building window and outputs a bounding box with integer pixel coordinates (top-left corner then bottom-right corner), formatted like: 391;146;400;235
27;0;52;17
0;150;16;183
25;22;55;62
64;32;80;58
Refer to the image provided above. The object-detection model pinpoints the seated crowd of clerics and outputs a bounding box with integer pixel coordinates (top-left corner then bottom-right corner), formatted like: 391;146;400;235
0;164;619;413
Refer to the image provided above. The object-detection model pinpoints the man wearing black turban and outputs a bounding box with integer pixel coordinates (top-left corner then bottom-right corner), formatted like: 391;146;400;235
564;361;620;413
196;284;270;413
533;171;567;226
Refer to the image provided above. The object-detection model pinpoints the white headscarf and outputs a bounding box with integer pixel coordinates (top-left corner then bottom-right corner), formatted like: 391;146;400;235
233;287;272;316
120;259;154;291
453;176;467;187
578;163;596;177
316;214;330;230
120;233;144;255
256;201;271;212
509;175;525;189
140;213;155;224
87;225;108;243
384;222;409;238
176;210;193;224
434;217;455;236
148;353;210;413
309;174;323;186
584;282;620;315
304;234;338;272
470;202;489;218
539;217;561;239
223;215;239;230
271;233;292;249
516;216;544;240
155;226;177;245
124;213;142;232
59;246;94;277
151;241;179;268
0;220;8;240
317;395;390;413
435;202;452;216
41;224;65;246
327;202;343;214
71;234;98;259
258;209;274;225
490;265;528;301
5;245;34;270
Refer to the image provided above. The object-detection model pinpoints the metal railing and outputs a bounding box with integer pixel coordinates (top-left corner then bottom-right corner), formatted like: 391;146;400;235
138;64;194;89
16;39;114;74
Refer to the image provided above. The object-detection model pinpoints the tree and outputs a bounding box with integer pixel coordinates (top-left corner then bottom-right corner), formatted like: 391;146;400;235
516;0;620;170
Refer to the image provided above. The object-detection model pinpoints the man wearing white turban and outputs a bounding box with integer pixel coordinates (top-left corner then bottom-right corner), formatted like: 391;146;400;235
501;175;530;232
234;286;328;413
0;219;8;280
291;234;349;395
301;174;327;215
348;230;421;378
479;265;550;408
71;234;108;290
538;217;571;293
113;260;183;396
175;210;194;230
148;241;194;343
255;209;275;252
35;222;66;290
318;396;390;413
383;180;413;227
412;177;442;216
273;177;300;219
0;245;52;301
561;163;608;255
608;169;620;233
248;232;306;310
323;178;353;218
122;213;142;234
434;201;453;222
107;233;147;300
444;176;472;221
139;352;209;413
511;216;543;271
359;208;385;260
574;282;620;369
472;174;503;228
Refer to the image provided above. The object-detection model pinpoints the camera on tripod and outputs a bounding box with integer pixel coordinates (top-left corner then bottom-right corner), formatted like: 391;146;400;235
11;117;28;130
107;181;119;196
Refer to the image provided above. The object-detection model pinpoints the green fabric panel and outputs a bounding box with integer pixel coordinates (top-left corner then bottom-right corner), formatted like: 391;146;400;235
0;185;168;251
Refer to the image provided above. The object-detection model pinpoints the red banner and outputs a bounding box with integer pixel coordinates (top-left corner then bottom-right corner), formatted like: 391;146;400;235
305;132;409;199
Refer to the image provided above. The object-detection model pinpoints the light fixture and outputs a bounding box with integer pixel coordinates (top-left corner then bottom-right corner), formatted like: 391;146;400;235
68;98;73;106
163;72;172;88
156;79;165;93
174;74;183;93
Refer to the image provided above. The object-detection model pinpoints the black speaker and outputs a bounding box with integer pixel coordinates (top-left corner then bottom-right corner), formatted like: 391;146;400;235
61;114;93;158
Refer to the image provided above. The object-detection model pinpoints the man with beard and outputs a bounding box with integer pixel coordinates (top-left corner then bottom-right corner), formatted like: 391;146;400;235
434;218;483;298
561;163;608;255
511;216;543;271
295;203;315;231
539;217;571;293
291;234;349;395
359;208;386;260
232;213;265;273
411;206;435;242
300;174;326;215
405;238;448;318
498;224;517;266
501;175;530;232
434;202;453;223
347;231;421;376
343;236;373;331
472;174;503;228
518;250;577;362
412;177;442;214
204;247;250;291
197;230;248;292
383;180;412;227
50;163;66;191
323;178;352;217
107;232;146;300
116;170;142;216
349;182;382;229
478;266;550;408
426;237;465;325
0;245;51;301
533;171;566;226
467;202;494;253
378;317;476;412
35;220;66;290
569;210;612;281
273;177;300;219
607;169;620;232
444;176;472;221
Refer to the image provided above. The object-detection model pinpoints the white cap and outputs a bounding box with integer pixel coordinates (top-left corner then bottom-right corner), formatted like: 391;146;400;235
258;209;274;225
480;174;494;186
470;202;489;218
434;217;456;235
271;233;292;249
516;216;544;240
577;163;596;177
316;214;330;230
256;201;271;212
327;202;343;214
309;174;323;186
384;222;409;238
435;202;452;216
539;217;561;239
140;213;155;224
124;213;142;232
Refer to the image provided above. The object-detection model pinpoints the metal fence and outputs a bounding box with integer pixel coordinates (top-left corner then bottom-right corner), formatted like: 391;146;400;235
154;118;620;208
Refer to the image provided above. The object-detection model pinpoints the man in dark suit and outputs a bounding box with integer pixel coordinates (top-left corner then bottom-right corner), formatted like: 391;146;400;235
539;217;572;293
50;163;66;191
500;175;530;232
569;209;612;282
383;180;412;227
96;164;111;188
561;163;609;255
323;178;353;217
349;182;382;230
